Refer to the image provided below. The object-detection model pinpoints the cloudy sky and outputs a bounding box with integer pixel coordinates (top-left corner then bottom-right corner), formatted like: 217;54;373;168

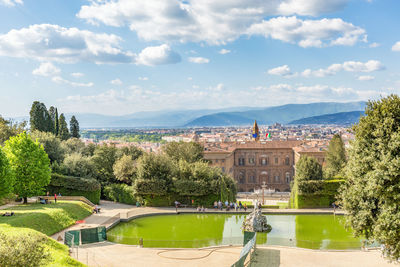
0;0;399;116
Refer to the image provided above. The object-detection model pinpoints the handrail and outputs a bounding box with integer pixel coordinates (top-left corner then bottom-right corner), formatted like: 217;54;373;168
38;196;95;207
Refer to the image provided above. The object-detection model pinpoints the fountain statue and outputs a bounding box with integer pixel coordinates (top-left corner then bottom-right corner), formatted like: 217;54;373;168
242;201;272;233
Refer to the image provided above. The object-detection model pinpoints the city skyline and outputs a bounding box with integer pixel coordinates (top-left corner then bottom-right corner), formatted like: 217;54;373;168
0;0;400;117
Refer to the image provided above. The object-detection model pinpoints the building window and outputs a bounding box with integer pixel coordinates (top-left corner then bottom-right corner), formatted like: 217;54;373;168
221;167;225;173
215;159;219;163
249;175;256;184
261;158;268;166
248;158;255;164
275;157;279;164
274;174;280;183
285;156;290;165
239;171;245;184
286;172;290;183
221;159;225;163
238;158;245;166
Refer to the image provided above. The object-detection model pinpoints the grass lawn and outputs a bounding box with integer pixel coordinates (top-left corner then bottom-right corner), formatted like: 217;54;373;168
0;200;92;235
0;200;92;267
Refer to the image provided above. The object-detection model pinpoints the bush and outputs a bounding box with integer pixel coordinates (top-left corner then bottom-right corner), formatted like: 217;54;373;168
291;179;344;208
47;173;101;204
0;229;49;267
103;184;136;205
141;196;172;207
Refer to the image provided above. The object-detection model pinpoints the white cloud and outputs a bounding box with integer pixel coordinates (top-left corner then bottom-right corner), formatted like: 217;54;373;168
0;24;182;66
71;72;84;78
110;78;123;85
0;24;134;64
52;76;94;87
267;65;294;77
189;57;210;64
247;16;366;48
187;77;193;80
392;41;400;52
0;0;22;7
77;1;360;47
358;75;375;81
301;60;384;77
219;49;231;55
138;77;148;81
369;42;380;48
135;44;181;66
32;62;60;77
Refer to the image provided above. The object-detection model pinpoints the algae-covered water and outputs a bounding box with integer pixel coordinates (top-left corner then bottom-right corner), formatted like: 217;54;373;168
107;214;365;249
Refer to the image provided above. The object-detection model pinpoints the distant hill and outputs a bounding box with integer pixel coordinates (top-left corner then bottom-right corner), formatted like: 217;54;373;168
288;111;364;125
185;101;366;126
8;101;366;128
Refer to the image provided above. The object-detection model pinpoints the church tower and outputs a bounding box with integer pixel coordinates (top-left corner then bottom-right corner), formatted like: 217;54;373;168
252;120;260;141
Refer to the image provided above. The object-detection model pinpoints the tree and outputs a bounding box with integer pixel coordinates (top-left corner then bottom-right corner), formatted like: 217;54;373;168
340;95;400;261
295;155;323;181
58;113;69;140
4;132;51;203
113;154;136;184
0;147;14;199
91;144;118;186
30;130;65;163
117;145;143;160
0;116;26;145
82;143;96;157
47;106;56;134
54;108;59;136
324;134;346;178
29;101;52;132
133;153;175;196
69;116;80;138
162;141;204;163
60;153;95;178
61;138;85;155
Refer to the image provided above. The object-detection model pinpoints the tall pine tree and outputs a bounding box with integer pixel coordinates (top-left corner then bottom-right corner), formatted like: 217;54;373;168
69;116;80;138
58;113;70;140
29;101;51;132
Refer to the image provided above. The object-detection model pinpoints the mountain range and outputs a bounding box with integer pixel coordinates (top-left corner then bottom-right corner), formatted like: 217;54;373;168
8;101;366;128
288;111;364;125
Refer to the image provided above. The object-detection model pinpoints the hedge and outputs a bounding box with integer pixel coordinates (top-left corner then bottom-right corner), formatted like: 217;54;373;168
47;173;101;204
291;179;344;208
103;184;136;205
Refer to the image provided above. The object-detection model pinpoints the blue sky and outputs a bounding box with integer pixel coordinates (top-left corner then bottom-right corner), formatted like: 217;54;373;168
0;0;399;116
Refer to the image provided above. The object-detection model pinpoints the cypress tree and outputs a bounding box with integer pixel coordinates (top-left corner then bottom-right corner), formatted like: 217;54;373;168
48;106;56;134
54;108;59;136
58;113;70;140
29;101;51;132
324;134;346;178
69;116;80;138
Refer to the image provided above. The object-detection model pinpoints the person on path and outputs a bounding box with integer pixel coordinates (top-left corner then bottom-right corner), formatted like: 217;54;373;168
244;203;247;212
239;201;243;210
214;201;218;209
54;193;57;203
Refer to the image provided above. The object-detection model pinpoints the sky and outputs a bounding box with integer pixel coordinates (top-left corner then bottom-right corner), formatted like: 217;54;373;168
0;0;400;117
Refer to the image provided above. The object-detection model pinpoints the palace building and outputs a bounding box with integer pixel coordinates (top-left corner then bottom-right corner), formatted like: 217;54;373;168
203;121;327;192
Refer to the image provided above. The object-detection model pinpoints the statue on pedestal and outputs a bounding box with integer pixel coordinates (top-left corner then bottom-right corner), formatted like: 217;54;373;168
242;201;272;233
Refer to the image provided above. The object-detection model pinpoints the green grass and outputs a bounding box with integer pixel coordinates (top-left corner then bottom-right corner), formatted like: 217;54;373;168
0;200;92;235
0;225;84;267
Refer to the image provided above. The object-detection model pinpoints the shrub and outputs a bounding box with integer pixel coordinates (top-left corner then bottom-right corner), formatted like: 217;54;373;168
104;184;136;205
0;229;50;267
48;173;101;204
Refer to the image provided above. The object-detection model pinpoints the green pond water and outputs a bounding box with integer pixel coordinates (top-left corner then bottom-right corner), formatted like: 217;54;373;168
107;214;366;249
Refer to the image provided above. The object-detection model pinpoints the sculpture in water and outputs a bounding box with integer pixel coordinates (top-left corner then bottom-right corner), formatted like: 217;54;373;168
242;202;272;233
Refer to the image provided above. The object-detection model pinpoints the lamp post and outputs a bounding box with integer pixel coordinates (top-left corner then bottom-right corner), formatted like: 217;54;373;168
262;182;267;205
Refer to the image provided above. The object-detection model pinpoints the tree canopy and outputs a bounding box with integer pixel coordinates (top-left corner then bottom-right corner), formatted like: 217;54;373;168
162;141;204;163
295;155;323;181
69;116;80;138
324;134;347;178
113;154;136;184
58;113;69;141
0;116;26;145
30;130;65;163
340;95;400;261
29;101;53;133
0;147;14;198
4;132;51;203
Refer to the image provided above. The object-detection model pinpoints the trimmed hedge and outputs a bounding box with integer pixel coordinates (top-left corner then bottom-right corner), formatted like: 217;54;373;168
47;173;101;204
103;184;136;205
291;179;344;208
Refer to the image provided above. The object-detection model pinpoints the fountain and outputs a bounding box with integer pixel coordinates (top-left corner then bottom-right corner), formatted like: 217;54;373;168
242;201;272;233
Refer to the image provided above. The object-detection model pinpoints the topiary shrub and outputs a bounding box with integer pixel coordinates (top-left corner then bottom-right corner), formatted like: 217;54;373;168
47;173;101;204
103;184;136;205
